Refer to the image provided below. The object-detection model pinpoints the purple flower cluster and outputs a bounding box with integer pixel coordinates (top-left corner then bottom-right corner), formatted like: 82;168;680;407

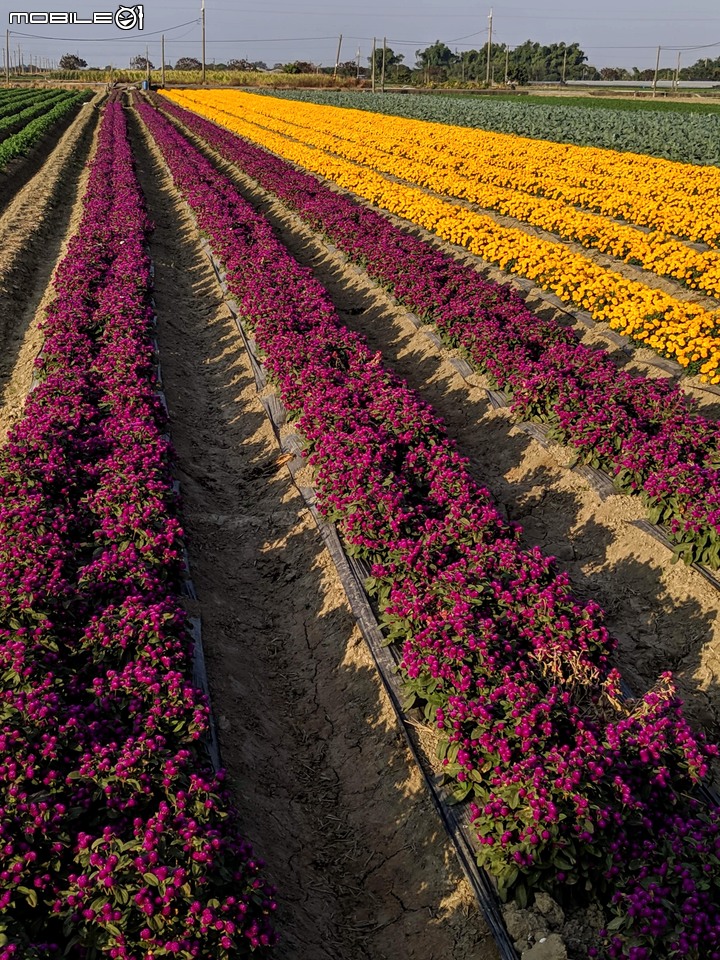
136;97;720;958
0;98;276;958
151;93;720;572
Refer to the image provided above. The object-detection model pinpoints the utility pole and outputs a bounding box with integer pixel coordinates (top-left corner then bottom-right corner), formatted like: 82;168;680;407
673;50;681;93
505;45;509;84
3;33;7;86
485;8;493;86
652;44;660;98
562;47;567;83
17;44;21;74
161;34;165;87
201;0;206;84
146;43;150;85
333;33;342;78
381;36;386;93
356;45;361;79
371;36;376;93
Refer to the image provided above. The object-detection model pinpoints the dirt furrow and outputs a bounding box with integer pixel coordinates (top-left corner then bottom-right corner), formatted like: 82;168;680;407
128;105;500;960
0;94;101;440
158;113;720;760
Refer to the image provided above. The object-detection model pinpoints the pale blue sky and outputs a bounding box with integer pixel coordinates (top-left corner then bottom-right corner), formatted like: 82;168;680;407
2;0;719;72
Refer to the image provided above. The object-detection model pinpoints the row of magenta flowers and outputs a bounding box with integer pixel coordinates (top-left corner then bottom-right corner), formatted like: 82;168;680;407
136;97;720;959
150;93;720;574
0;99;276;958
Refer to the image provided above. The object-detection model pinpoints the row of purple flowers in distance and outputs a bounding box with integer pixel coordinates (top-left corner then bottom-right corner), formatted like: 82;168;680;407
0;98;276;958
150;92;720;573
136;96;720;959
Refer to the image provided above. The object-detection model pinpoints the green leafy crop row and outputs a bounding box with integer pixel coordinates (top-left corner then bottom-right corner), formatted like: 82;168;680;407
0;91;92;170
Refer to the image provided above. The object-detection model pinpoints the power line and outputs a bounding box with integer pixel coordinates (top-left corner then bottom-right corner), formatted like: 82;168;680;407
201;36;341;43
8;17;200;42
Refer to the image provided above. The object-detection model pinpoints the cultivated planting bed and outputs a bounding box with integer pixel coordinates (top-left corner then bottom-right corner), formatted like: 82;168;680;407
0;88;719;960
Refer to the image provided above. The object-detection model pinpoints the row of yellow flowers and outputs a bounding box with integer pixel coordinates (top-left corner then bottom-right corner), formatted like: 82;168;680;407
180;92;720;299
162;90;720;383
223;91;720;249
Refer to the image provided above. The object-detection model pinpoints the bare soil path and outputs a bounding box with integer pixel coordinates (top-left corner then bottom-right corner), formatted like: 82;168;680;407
129;105;500;960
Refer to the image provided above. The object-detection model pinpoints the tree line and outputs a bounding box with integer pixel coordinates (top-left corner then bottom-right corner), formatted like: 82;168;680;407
56;45;720;82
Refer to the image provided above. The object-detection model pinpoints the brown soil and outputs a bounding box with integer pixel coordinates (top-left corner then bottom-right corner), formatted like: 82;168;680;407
0;94;101;440
161;124;720;767
128;105;500;960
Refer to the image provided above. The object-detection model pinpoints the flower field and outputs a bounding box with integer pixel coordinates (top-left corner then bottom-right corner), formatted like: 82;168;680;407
134;94;720;958
161;89;720;383
149;91;720;573
253;88;720;167
1;86;720;960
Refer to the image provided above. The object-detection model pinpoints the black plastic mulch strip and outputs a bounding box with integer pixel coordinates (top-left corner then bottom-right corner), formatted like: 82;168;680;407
486;389;509;410
570;310;596;330
572;465;620;502
224;296;267;389
188;616;222;772
512;277;535;294
261;393;285;427
448;356;474;379
643;355;684;376
693;381;720;398
598;328;634;354
156;388;169;418
422;328;444;349
318;520;519;960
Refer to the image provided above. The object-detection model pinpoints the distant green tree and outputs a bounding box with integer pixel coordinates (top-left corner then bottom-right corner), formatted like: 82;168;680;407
508;63;529;86
129;55;154;70
415;41;457;82
282;60;314;74
448;44;509;83
415;41;456;70
681;55;720;81
368;45;404;76
506;40;589;81
451;48;485;82
59;54;87;70
174;57;202;70
600;67;631;81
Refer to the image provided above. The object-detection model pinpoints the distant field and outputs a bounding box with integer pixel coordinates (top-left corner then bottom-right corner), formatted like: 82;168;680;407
252;88;720;164
426;90;720;113
33;68;353;87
